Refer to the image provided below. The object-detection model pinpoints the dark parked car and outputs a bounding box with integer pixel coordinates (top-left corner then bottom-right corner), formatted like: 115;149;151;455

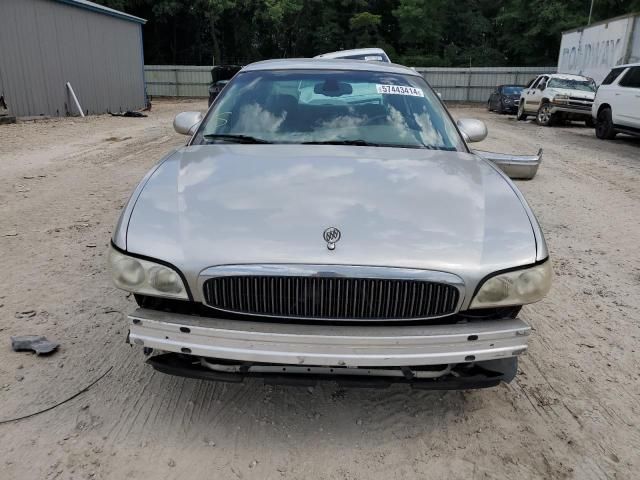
208;65;242;106
488;85;523;114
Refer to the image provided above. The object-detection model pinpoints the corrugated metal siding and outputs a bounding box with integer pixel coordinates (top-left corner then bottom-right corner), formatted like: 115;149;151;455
416;67;558;102
144;65;557;102
0;0;145;117
144;66;211;97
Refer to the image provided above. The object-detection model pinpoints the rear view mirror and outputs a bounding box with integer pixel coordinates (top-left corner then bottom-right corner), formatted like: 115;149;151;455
456;118;488;143
314;80;353;97
174;111;203;135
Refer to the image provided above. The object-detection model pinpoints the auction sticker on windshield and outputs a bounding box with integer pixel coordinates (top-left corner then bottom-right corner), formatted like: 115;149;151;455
376;85;424;97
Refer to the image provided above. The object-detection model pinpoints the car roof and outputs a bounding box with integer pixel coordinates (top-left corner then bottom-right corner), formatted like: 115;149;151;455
314;48;388;59
548;73;593;81
242;58;421;76
612;62;640;69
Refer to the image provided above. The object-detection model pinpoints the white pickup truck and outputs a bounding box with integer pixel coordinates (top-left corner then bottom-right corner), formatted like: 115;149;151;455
517;73;596;126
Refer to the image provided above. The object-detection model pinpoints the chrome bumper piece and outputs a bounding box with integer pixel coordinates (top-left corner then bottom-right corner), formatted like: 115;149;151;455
549;105;592;115
473;148;543;180
128;308;530;367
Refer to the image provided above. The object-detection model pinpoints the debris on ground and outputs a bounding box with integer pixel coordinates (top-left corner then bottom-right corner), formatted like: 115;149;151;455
11;335;59;355
109;111;147;118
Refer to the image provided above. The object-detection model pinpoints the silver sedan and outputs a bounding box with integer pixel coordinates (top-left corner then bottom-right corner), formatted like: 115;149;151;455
109;59;551;390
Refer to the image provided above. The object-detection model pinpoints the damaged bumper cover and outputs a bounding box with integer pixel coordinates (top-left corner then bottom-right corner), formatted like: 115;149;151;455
128;308;529;387
473;148;543;180
146;353;519;389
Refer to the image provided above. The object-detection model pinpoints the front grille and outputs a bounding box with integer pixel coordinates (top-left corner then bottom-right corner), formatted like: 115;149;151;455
202;276;459;320
568;97;593;109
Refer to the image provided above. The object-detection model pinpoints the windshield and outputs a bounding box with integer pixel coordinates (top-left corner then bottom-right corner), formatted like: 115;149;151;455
195;69;464;151
502;86;522;95
547;78;596;92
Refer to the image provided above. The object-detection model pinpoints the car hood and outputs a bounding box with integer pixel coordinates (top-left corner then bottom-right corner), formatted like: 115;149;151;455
125;145;537;292
546;87;595;99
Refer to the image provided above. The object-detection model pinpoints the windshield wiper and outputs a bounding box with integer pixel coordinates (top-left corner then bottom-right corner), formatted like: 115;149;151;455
302;139;377;146
203;133;272;144
302;139;432;149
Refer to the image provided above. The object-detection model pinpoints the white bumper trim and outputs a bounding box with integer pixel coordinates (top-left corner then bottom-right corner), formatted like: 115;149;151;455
128;308;530;367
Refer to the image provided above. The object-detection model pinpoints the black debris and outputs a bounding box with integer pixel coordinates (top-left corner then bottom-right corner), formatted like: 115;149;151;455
11;335;59;355
109;111;147;118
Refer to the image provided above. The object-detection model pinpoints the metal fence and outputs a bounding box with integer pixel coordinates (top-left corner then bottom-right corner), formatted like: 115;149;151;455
415;66;558;102
145;65;212;97
144;65;558;102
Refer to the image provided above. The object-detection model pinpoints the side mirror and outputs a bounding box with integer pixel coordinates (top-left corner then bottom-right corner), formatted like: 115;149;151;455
456;118;487;143
539;82;546;91
173;111;203;135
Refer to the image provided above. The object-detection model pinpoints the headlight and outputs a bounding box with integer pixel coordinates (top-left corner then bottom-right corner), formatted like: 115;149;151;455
552;95;569;104
503;98;512;103
108;246;188;300
470;261;552;309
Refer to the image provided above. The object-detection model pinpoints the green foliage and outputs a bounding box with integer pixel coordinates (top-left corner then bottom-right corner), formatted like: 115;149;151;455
93;0;640;66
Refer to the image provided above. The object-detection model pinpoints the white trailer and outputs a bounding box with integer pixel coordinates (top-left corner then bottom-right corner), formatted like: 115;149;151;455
558;13;640;84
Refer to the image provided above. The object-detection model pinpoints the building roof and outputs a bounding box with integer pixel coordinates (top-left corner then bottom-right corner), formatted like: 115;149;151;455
53;0;146;24
242;58;420;76
615;62;640;68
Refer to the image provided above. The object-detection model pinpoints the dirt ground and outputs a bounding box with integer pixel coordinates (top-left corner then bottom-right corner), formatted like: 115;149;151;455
1;99;639;480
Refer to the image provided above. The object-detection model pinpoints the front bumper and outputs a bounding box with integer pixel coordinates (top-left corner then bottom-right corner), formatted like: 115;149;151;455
128;308;530;367
549;105;592;117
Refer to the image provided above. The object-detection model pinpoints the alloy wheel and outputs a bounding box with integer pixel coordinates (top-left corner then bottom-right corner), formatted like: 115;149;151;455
537;105;552;126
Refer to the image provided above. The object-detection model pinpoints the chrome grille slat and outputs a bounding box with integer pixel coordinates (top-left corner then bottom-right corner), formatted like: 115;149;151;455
203;276;459;320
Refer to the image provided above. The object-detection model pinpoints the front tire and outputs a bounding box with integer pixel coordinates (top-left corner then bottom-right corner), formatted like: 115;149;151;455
516;102;527;121
496;101;504;114
487;101;492;112
536;103;555;126
595;108;616;139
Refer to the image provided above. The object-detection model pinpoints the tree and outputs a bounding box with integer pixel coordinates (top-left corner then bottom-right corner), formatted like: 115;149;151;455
349;12;382;46
93;0;640;66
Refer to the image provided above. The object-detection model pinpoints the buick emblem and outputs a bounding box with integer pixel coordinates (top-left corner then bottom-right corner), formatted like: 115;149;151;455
323;227;341;251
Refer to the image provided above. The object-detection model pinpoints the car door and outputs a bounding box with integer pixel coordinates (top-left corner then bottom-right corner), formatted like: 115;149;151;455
615;66;640;128
596;67;626;119
523;76;543;113
529;76;549;112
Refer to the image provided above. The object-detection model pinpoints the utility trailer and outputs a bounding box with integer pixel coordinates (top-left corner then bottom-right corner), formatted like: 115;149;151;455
558;13;640;84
